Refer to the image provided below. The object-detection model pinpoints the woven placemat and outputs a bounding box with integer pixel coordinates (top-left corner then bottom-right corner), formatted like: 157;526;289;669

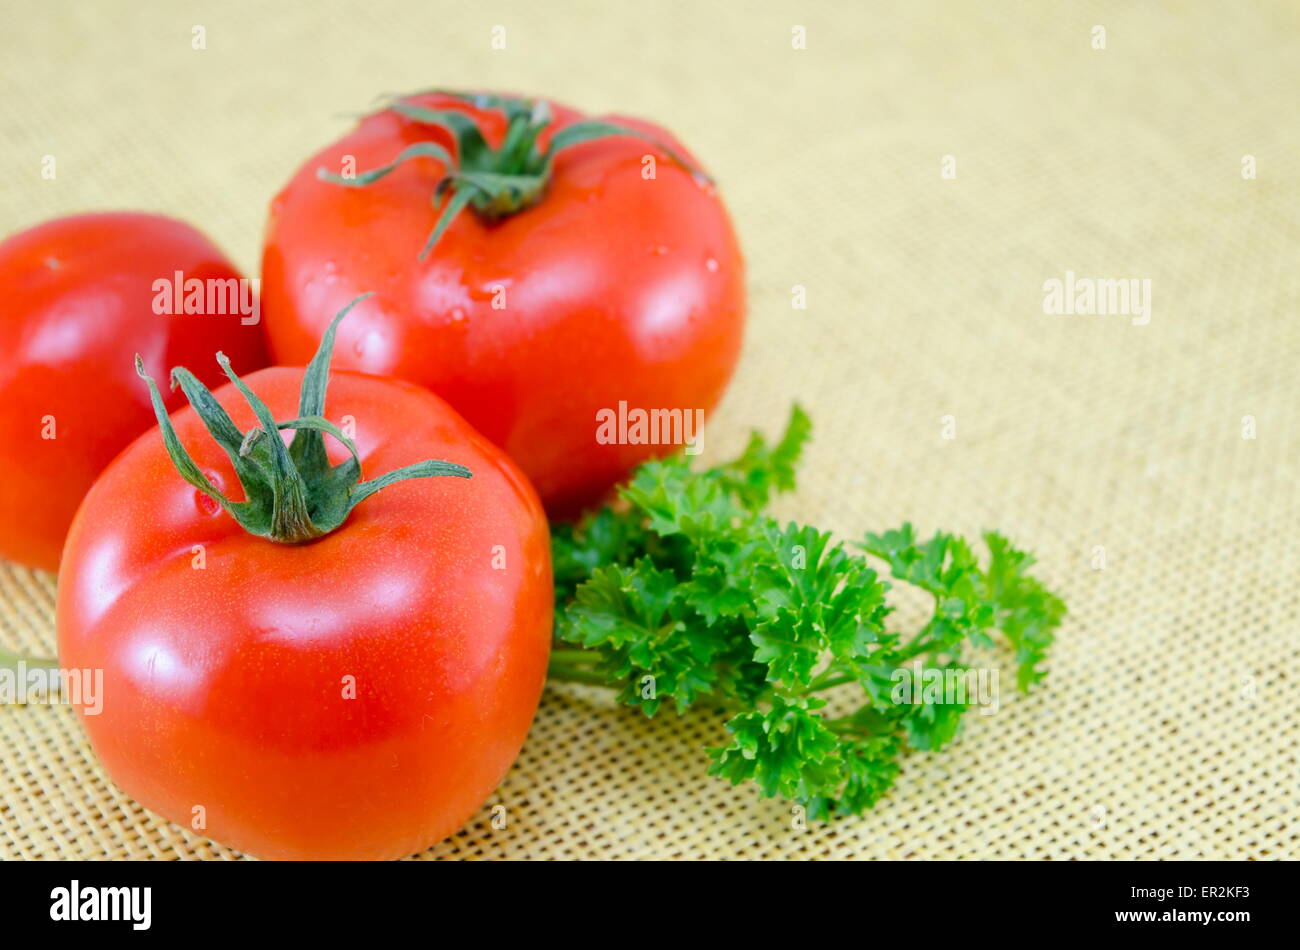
2;0;1297;860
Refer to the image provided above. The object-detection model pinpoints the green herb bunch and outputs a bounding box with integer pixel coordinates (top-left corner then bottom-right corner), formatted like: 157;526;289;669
549;407;1066;818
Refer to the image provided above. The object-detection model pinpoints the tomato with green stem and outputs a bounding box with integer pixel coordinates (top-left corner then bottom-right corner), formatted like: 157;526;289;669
261;90;745;517
55;298;552;860
0;212;268;572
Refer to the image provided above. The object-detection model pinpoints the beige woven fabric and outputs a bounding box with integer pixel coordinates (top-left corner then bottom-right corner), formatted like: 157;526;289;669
2;0;1297;860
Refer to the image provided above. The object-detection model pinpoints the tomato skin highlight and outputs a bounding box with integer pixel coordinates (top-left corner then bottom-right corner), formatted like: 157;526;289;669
56;369;552;861
261;93;746;517
0;212;268;572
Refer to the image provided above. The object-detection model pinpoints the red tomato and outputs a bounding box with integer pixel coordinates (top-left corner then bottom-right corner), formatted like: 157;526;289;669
0;212;267;572
261;92;745;516
55;354;552;860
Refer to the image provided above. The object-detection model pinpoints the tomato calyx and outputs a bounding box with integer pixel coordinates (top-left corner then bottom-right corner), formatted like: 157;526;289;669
136;293;472;545
317;89;713;260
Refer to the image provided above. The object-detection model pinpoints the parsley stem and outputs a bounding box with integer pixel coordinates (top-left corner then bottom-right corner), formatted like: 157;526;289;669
547;667;612;687
822;716;866;736
896;643;927;660
548;648;612;685
548;647;602;667
809;671;856;691
0;647;59;672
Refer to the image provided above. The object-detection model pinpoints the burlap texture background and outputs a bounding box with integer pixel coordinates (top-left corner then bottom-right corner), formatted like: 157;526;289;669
1;0;1296;860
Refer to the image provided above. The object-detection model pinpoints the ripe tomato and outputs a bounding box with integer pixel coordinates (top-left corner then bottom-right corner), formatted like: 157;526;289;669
0;212;267;572
56;307;552;860
261;91;745;517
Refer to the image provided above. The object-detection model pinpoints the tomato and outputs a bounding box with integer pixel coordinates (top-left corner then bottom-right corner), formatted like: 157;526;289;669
55;305;552;860
261;91;745;517
0;212;267;572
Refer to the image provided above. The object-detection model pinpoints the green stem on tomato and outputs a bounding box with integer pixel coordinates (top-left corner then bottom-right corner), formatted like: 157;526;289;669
137;294;472;545
318;89;713;260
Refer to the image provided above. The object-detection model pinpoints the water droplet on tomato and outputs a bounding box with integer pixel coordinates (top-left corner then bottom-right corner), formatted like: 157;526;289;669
705;257;719;273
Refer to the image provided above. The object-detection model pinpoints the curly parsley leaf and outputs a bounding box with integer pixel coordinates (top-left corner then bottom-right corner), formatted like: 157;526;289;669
709;695;843;801
549;405;1067;818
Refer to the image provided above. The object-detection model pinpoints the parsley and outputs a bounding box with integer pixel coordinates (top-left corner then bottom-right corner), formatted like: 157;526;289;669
549;406;1066;818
